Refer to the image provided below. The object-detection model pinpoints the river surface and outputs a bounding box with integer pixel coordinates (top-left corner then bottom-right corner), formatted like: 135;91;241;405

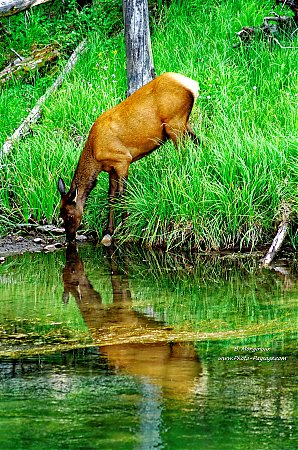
0;243;297;449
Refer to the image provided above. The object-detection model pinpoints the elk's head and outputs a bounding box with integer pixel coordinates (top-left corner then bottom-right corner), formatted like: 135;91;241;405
58;178;82;242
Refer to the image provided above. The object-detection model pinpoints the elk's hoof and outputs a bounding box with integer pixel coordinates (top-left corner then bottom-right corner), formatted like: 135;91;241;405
101;233;113;247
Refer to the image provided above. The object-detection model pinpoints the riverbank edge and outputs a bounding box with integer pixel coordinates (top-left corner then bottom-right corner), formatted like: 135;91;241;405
1;227;295;266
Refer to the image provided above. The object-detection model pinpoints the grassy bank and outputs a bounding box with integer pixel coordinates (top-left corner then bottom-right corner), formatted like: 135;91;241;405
0;0;297;250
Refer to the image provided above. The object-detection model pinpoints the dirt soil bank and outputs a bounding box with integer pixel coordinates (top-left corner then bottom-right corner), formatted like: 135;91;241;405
0;233;64;257
0;226;88;257
0;227;296;272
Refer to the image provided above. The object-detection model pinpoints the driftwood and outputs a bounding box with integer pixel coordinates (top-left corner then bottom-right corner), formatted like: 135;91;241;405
0;39;87;160
0;44;59;84
263;203;291;267
0;0;52;17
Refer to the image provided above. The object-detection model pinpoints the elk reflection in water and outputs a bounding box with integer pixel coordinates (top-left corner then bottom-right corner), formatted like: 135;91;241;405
62;244;206;400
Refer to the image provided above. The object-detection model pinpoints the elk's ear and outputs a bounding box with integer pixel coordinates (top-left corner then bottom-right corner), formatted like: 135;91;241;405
68;186;78;205
58;178;66;197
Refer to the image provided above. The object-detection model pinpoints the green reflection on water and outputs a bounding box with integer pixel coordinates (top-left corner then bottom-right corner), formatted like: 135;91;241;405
0;244;297;353
0;343;297;450
0;244;297;448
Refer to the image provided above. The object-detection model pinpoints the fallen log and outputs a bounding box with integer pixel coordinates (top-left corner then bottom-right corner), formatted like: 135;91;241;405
0;0;52;17
263;203;291;267
1;39;87;159
0;44;59;84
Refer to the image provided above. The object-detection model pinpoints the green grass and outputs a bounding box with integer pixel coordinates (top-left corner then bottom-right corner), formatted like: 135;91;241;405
0;0;297;249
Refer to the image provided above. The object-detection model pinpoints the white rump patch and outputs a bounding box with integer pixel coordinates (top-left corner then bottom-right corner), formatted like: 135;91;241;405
169;73;199;100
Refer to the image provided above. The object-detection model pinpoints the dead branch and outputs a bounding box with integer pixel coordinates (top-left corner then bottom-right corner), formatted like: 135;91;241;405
0;44;59;84
276;0;298;23
262;13;293;31
235;8;298;47
272;36;298;48
263;203;291;267
0;0;52;17
0;39;87;160
0;20;11;34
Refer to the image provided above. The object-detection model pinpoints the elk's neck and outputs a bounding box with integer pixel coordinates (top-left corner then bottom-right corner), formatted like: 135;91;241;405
70;146;100;207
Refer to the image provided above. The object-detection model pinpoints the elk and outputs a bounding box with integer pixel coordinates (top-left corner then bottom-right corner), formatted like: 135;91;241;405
58;72;200;244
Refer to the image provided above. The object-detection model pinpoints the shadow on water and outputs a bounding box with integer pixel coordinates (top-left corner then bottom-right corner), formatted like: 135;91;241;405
62;243;204;400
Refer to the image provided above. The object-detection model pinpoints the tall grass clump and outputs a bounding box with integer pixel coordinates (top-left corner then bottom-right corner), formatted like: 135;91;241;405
122;0;298;249
0;0;297;249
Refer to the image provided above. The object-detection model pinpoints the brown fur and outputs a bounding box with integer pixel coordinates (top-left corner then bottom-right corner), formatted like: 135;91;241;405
58;72;200;242
62;244;203;399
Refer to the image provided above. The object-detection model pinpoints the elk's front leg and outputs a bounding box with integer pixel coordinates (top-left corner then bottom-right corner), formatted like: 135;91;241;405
102;170;118;246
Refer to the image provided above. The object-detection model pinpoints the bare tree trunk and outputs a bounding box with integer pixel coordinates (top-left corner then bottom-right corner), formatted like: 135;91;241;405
0;0;52;17
122;0;155;96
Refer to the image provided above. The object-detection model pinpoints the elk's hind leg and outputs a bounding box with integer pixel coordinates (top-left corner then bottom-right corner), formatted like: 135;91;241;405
101;162;129;246
186;123;201;145
114;161;129;223
164;120;201;148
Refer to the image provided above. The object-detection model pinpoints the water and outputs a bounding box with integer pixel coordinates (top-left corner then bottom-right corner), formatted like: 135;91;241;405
0;244;297;449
